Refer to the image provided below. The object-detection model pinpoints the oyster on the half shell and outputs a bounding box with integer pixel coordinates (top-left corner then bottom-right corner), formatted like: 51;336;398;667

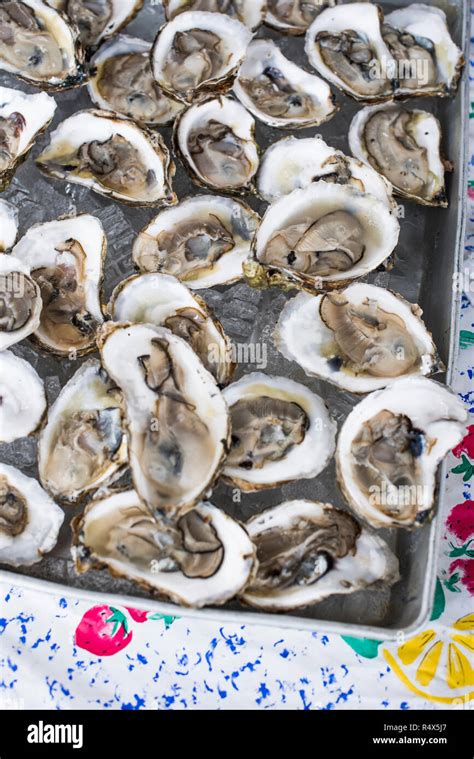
0;351;46;443
164;0;266;31
0;254;42;351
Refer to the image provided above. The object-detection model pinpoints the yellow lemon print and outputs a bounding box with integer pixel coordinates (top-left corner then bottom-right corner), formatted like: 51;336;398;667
383;614;474;704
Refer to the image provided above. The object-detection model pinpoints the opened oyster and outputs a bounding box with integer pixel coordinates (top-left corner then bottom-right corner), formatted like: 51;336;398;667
0;86;56;191
11;214;105;356
383;4;463;97
349;103;448;207
337;377;467;529
109;272;235;386
275;285;441;393
0;255;42;351
38;360;127;503
240;500;399;611
305;2;394;102
73;492;255;607
247;183;399;293
164;0;266;31
0;0;85;89
0;463;64;567
265;0;337;35
88;36;184;126
222;372;336;491
36;109;176;207
234;39;336;129
175;96;259;193
0;200;18;252
132;194;259;288
152;11;252;104
0;351;46;443
257;135;394;207
47;0;144;50
98;322;230;520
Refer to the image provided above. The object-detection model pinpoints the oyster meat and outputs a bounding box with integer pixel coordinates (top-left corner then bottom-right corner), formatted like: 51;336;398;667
0;200;18;251
336;377;468;528
38;359;127;503
0;463;64;567
88;35;184;126
175;96;259;193
274;284;441;393
132;194;259;288
98;322;230;520
265;0;337;36
223;372;336;491
152;11;252;103
233;38;337;129
0;254;42;351
73;492;256;608
36;109;176;206
47;0;144;50
11;214;105;356
164;0;266;31
241;500;399;610
349;103;449;207
0;350;46;443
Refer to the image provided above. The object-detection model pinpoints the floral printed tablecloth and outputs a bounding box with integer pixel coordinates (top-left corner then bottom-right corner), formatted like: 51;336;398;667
1;13;474;713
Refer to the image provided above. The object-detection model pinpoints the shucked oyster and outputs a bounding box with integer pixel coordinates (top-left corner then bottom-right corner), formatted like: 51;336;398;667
11;214;105;356
0;200;18;252
305;2;394;102
175;96;259;193
0;86;56;191
0;463;64;567
164;0;266;31
98;322;230;520
240;500;399;611
274;284;442;394
109;272;235;386
47;0;144;50
257;135;393;208
36;109;176;207
265;0;337;36
73;491;256;608
0;351;46;443
0;0;85;89
38;359;127;502
349;103;449;207
222;372;336;491
132;194;259;288
88;36;184;126
0;255;42;351
336;377;468;529
152;11;252;104
233;38;337;129
247;183;399;293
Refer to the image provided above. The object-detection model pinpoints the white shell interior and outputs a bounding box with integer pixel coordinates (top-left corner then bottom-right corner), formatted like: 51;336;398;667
0;86;57;157
0;351;46;443
0;254;42;350
0;199;19;251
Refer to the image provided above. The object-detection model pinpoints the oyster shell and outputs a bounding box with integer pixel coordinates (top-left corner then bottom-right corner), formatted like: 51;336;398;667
274;284;442;393
132;194;259;288
0;0;86;89
336;377;468;529
0;200;18;252
36;109;176;207
247;183;400;293
151;10;252;104
108;272;235;386
88;35;184;126
240;500;399;611
98;322;230;520
0;463;64;567
73;491;256;608
0;254;42;351
233;38;337;129
222;372;336;491
164;0;266;31
0;86;56;191
349;103;449;207
175;96;259;193
11;214;105;356
257;135;394;207
38;359;127;503
265;0;336;36
0;350;46;443
47;0;144;50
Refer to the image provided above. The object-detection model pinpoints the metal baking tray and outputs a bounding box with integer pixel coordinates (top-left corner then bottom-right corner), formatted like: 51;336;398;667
0;0;469;640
